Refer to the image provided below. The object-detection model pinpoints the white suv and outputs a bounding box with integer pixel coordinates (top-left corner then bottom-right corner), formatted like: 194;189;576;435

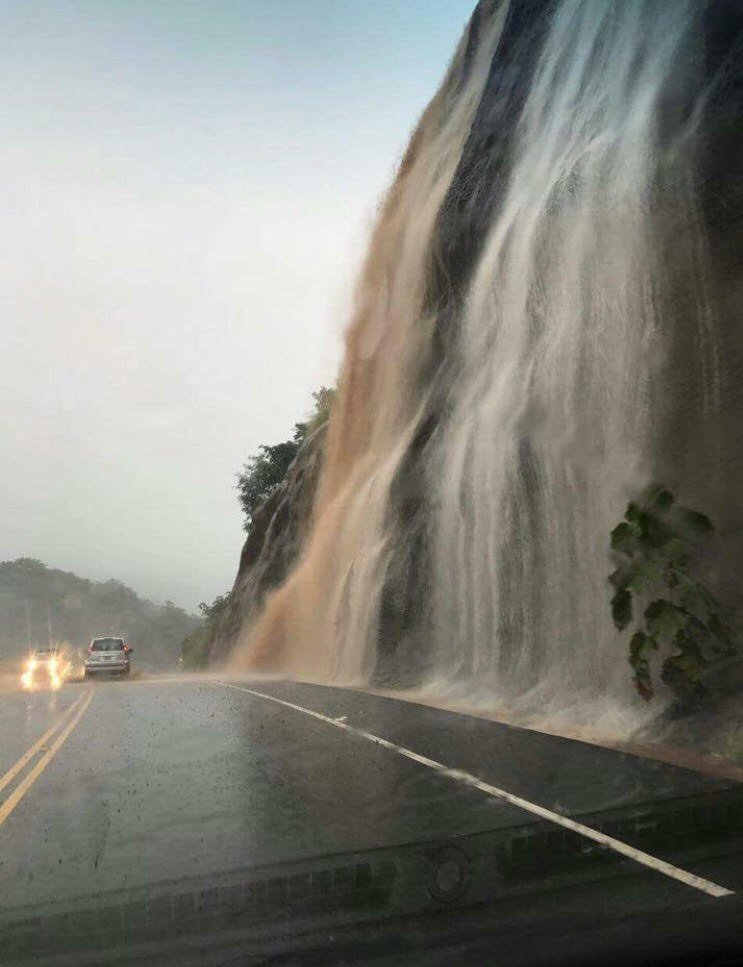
84;637;132;678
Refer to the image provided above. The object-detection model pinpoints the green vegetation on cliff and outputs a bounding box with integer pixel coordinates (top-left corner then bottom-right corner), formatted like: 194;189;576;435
236;387;334;532
609;485;739;711
182;387;335;667
180;593;231;669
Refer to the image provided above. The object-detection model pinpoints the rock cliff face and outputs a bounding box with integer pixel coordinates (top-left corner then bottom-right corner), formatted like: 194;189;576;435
216;1;743;751
209;427;327;662
230;0;743;707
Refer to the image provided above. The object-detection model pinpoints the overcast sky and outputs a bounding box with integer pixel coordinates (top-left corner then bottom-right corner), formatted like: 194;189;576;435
0;0;474;611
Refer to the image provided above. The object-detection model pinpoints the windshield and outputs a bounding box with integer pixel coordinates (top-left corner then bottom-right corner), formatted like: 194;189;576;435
1;1;742;965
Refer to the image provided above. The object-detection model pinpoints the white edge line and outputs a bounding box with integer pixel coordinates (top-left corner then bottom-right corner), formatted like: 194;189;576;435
219;682;734;899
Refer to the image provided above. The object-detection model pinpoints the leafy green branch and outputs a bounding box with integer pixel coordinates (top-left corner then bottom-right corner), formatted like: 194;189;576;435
608;485;737;710
236;387;335;533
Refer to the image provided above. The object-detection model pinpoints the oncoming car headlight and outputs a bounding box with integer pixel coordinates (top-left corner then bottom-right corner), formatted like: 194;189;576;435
21;657;36;690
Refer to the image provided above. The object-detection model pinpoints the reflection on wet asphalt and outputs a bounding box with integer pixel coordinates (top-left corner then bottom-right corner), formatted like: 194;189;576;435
0;674;741;917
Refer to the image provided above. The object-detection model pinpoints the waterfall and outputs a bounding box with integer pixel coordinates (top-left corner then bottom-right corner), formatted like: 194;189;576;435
233;0;740;731
430;0;699;709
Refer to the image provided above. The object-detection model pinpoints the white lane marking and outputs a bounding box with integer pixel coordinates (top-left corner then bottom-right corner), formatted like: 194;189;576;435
220;682;734;899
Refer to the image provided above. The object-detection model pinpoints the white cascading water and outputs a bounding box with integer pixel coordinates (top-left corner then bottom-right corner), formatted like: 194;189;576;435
234;0;719;734
429;0;704;721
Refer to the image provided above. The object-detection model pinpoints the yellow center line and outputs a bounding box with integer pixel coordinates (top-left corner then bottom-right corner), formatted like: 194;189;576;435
0;690;94;829
0;692;87;797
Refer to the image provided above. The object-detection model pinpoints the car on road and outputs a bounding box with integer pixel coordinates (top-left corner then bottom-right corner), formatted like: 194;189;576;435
84;637;133;678
21;646;64;689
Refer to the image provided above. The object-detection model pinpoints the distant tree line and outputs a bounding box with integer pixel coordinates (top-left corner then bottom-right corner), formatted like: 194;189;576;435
0;558;198;667
180;593;232;669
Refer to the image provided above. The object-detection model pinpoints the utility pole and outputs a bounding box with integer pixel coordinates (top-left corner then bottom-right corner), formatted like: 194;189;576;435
47;602;53;649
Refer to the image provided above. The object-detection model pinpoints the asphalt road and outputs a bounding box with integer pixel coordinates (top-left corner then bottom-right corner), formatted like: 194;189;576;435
2;674;742;965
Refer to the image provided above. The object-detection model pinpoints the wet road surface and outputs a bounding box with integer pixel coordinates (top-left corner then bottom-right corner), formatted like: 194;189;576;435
1;674;742;964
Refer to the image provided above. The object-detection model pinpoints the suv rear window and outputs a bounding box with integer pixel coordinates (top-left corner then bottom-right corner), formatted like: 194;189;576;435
91;638;125;651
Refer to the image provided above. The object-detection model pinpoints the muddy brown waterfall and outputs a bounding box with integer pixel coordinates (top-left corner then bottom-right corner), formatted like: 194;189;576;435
231;0;743;731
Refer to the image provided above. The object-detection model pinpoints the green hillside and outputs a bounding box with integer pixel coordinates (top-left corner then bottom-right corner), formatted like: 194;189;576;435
0;558;199;668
